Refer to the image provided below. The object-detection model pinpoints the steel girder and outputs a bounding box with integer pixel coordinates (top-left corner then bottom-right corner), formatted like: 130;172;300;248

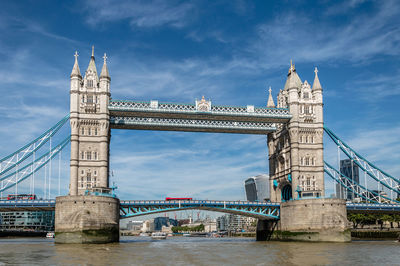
119;200;281;220
324;127;400;195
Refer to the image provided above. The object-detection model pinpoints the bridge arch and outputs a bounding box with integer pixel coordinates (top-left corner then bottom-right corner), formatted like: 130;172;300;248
119;200;280;220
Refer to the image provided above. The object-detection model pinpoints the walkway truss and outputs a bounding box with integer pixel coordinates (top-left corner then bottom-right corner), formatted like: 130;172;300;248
120;200;280;220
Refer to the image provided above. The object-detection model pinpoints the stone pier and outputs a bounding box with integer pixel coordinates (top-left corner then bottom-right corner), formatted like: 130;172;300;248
55;195;120;244
273;198;350;242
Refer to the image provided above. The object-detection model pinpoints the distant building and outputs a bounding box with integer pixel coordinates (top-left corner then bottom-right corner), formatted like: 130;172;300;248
0;211;54;231
336;159;360;201
153;217;178;231
126;221;143;231
217;215;227;231
244;174;270;202
217;214;256;232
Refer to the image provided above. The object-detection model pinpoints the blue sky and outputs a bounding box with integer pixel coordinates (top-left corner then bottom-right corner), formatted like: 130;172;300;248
0;0;399;201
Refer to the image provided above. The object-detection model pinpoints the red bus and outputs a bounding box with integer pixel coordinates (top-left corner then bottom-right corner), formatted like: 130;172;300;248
7;194;37;200
165;197;192;201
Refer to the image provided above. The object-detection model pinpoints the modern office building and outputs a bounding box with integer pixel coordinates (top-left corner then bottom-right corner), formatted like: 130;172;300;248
153;217;178;231
244;174;270;202
0;211;54;231
336;159;360;201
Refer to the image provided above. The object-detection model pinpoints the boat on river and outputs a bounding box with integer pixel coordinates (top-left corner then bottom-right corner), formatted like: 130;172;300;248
151;232;167;240
46;232;55;238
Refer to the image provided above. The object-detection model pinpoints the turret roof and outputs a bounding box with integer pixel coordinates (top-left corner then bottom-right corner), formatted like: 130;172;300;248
71;51;81;78
267;87;275;108
312;67;322;91
100;53;110;79
85;46;98;80
283;60;302;90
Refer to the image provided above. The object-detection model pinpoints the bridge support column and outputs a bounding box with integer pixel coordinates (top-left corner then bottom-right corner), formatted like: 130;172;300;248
275;198;350;242
256;220;277;241
55;195;120;244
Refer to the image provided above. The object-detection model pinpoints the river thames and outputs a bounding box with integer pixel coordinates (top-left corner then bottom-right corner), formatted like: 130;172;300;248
0;237;399;265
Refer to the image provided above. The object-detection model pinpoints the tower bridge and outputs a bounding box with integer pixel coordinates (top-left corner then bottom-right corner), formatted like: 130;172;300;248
0;48;399;243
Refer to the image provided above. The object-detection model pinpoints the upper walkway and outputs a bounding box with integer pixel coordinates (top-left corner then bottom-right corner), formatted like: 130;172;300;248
1;199;399;218
109;100;291;134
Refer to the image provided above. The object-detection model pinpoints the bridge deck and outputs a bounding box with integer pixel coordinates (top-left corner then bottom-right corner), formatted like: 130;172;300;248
109;100;291;134
1;200;399;215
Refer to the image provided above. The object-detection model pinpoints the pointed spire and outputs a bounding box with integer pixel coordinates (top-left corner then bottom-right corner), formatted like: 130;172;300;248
312;67;322;91
71;51;81;78
85;45;98;80
100;53;110;79
284;60;302;90
267;86;275;108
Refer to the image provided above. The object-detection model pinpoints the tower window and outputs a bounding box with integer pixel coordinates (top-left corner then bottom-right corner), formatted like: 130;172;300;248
87;152;91;160
94;151;97;160
87;95;93;104
88;80;93;88
88;128;91;136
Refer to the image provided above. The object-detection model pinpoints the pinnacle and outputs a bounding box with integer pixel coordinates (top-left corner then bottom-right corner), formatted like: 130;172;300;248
71;51;81;78
267;86;275;108
100;53;110;79
312;67;322;91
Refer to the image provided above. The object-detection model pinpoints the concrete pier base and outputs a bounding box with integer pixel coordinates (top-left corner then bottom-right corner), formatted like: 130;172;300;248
55;195;120;244
274;198;350;242
256;220;277;241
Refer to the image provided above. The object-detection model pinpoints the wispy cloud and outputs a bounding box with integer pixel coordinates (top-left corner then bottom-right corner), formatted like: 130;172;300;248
251;1;400;67
83;0;195;29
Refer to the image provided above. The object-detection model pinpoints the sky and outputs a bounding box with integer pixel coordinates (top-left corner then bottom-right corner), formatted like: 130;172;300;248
0;0;399;203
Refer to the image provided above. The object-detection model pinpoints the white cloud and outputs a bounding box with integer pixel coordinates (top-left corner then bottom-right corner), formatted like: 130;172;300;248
83;0;195;29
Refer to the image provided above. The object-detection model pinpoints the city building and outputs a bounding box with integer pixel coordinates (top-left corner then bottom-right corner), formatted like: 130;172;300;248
336;159;360;201
153;217;178;231
0;211;54;231
244;174;270;202
216;214;256;232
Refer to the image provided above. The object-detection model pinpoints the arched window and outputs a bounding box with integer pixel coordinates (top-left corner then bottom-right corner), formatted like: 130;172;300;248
81;127;85;135
88;128;91;136
94;128;98;135
87;152;91;160
81;152;84;160
300;157;304;165
305;157;310;166
94;151;97;160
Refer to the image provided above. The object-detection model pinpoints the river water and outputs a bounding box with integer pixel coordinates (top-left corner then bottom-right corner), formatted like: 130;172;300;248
0;236;399;265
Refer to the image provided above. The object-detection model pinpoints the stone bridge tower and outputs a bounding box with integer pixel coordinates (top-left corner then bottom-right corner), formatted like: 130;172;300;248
268;62;324;202
55;48;119;244
69;47;111;195
257;62;349;242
